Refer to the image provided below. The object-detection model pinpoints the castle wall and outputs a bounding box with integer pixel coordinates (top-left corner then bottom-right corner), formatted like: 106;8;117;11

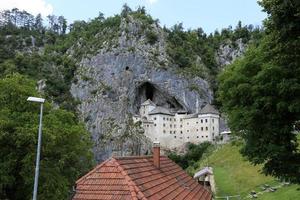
137;101;220;149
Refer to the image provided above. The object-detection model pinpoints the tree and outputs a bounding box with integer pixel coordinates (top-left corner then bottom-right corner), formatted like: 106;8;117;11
58;16;67;34
34;14;43;32
47;15;59;33
217;0;300;182
168;142;212;169
95;11;105;22
0;74;94;199
121;117;146;156
121;3;132;17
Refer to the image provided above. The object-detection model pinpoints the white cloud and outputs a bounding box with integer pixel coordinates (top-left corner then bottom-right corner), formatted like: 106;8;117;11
146;0;159;5
0;0;53;17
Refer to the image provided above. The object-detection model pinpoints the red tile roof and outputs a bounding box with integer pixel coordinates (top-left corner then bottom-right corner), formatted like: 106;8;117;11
73;156;212;200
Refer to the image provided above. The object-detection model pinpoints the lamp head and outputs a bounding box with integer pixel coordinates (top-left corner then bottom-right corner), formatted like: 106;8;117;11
27;97;45;103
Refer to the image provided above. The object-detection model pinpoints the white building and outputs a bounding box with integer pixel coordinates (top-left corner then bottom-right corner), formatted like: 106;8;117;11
133;99;220;149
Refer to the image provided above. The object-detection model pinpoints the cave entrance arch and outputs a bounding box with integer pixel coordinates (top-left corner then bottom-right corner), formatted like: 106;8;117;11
134;82;185;114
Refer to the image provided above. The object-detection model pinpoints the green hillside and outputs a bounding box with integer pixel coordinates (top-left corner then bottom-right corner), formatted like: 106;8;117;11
188;141;300;199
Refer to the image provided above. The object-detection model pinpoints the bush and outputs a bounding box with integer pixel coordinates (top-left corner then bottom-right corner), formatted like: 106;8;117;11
145;30;158;45
167;142;212;169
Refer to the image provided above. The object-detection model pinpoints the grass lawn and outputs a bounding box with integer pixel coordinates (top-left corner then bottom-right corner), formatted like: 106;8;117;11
258;184;300;200
190;141;299;199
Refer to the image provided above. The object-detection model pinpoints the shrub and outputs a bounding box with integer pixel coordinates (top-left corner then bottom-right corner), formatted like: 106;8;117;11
145;30;158;45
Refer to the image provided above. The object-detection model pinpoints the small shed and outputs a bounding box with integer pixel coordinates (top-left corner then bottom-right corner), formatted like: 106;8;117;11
194;167;215;193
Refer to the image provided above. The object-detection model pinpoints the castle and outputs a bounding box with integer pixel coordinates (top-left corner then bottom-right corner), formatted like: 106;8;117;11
133;99;220;149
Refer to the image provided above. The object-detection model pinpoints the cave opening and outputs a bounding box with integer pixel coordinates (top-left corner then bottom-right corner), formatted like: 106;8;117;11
134;82;186;114
144;82;154;100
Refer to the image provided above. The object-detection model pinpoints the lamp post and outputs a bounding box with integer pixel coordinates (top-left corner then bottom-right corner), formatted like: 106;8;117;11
27;97;45;200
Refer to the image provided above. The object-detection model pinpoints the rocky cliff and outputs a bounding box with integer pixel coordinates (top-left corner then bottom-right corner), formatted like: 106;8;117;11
70;15;213;161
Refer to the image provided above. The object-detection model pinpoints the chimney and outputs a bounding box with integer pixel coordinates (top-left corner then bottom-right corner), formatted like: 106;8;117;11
153;141;160;169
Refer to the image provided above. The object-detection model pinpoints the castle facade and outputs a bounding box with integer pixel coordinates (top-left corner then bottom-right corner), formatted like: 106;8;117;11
133;99;220;149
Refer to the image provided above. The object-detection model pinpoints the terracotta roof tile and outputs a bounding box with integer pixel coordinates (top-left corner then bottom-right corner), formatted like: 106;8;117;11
73;156;212;200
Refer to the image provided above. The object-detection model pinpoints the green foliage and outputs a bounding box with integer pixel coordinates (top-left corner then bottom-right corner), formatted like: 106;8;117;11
64;15;121;59
217;0;300;182
145;30;158;44
131;7;155;26
165;22;262;91
167;142;212;169
0;74;94;200
0;8;79;111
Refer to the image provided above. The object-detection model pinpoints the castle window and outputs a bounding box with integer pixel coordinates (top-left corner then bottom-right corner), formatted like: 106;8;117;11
174;136;176;138
201;127;203;131
154;124;157;126
154;117;156;120
205;119;208;123
180;137;183;139
196;121;198;124
163;124;166;127
197;136;199;138
187;137;190;139
212;119;214;123
213;126;214;130
180;131;183;134
174;119;176;121
187;122;189;125
170;124;172;128
206;135;208;138
174;131;176;134
206;127;208;131
187;130;189;132
180;119;183;122
174;125;176;128
197;129;199;131
170;131;172;134
202;136;204;138
163;117;165;120
180;125;182;128
201;119;203;123
163;130;166;133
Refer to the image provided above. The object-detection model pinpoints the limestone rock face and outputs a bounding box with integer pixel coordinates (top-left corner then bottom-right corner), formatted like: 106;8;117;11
70;17;213;161
216;38;247;67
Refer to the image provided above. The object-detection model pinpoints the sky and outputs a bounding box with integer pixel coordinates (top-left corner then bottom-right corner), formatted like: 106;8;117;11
0;0;267;33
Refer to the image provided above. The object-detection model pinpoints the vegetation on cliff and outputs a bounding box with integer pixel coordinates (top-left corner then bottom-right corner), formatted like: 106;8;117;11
166;21;262;90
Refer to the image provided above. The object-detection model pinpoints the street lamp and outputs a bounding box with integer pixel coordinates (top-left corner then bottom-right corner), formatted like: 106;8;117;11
27;97;45;200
